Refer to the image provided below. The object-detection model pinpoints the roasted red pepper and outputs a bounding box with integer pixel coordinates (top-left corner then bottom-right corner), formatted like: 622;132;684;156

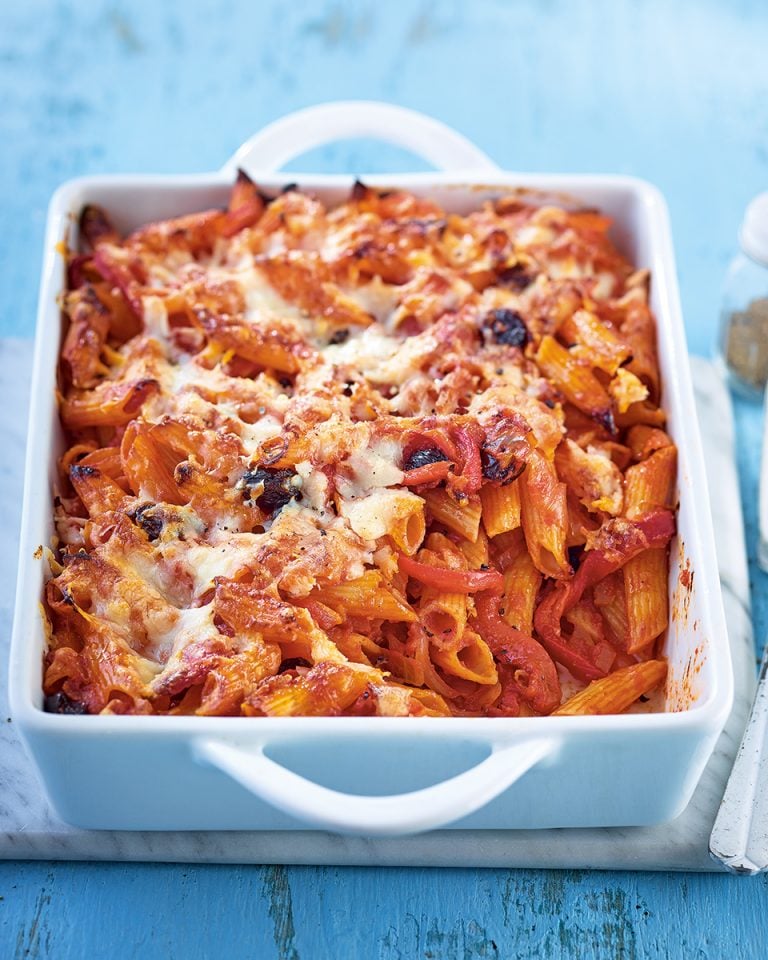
474;591;561;714
486;667;523;717
533;601;615;682
401;460;452;487
401;422;485;495
533;509;675;681
398;555;504;593
451;425;483;494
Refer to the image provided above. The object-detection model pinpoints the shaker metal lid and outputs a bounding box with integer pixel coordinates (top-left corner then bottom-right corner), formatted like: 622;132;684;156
740;192;768;266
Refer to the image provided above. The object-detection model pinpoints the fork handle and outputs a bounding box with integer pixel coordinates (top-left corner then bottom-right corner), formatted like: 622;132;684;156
709;641;768;874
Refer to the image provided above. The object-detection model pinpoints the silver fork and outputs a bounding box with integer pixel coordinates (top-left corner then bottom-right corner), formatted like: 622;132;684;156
710;639;768;873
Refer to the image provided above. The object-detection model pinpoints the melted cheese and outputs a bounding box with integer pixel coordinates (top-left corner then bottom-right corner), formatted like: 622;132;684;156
184;535;263;595
339;488;423;542
343;277;399;323
236;264;308;327
325;327;437;385
335;438;404;500
235;414;284;459
142;295;171;340
295;460;329;511
149;603;220;664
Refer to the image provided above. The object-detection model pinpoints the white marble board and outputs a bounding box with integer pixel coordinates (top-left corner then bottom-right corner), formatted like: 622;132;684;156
0;341;756;870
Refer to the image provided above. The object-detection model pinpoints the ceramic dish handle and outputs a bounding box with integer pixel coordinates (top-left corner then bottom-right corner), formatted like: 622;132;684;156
195;737;556;836
221;100;499;175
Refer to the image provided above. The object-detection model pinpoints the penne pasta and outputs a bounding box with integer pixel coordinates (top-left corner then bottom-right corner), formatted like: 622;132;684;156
559;308;631;375
314;571;417;623
553;659;667;715
481;480;522;537
61;285;111;389
431;628;499;685
626;425;673;462
520;449;571;579
244;662;371;717
459;526;490;569
623;548;669;653
620;295;660;401
389;504;426;555
500;549;542;636
423;488;483;542
534;335;614;428
419;590;467;649
624;446;677;519
61;377;159;430
340;489;425;555
616;400;667;429
69;464;127;516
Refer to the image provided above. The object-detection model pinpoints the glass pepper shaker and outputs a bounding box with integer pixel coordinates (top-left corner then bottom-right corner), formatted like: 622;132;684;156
719;192;768;398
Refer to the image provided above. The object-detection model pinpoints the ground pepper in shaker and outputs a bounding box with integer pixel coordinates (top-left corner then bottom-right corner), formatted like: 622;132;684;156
719;192;768;397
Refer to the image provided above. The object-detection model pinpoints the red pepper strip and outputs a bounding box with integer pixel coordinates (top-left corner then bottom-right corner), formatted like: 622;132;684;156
401;460;452;486
533;509;676;681
534;575;619;680
452;426;483;494
474;591;561;714
535;611;611;682
398;555;504;593
486;667;523;717
565;600;616;677
569;508;676;602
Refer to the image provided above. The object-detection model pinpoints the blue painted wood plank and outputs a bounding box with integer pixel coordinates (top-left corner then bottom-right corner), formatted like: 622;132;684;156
2;0;768;956
1;862;767;959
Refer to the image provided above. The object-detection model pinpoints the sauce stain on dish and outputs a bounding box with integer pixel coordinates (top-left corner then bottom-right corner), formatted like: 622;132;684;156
671;543;694;628
666;543;704;710
666;642;705;713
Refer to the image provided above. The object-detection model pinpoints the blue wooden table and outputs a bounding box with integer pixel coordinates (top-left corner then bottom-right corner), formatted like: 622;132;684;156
2;1;768;955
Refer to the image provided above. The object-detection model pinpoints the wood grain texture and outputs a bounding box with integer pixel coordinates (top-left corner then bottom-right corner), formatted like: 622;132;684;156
2;0;768;956
1;862;767;959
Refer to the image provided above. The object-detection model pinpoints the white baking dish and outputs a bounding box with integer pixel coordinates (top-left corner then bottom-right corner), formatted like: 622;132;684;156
10;102;733;836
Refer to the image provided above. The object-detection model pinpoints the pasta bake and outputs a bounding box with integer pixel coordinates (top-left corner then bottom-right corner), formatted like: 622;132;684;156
42;174;676;718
